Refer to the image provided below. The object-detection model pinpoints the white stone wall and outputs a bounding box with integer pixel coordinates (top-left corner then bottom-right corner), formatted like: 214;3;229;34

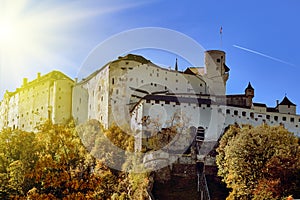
0;72;74;132
73;65;110;128
75;58;209;129
278;104;296;115
132;99;300;151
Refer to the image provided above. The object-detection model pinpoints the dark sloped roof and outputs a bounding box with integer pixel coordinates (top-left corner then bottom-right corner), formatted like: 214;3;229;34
116;54;150;64
246;82;254;90
224;63;230;72
253;103;267;107
279;96;296;106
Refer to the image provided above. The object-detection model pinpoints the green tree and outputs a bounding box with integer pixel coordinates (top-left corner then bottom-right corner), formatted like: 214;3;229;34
216;124;300;200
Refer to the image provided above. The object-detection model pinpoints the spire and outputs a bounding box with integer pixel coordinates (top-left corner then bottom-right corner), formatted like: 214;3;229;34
246;82;254;90
175;58;178;71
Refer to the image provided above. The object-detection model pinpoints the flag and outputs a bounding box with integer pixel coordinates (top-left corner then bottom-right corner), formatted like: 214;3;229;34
220;26;223;34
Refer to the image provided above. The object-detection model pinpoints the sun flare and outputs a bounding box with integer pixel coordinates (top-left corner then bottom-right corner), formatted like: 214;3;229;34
0;0;99;97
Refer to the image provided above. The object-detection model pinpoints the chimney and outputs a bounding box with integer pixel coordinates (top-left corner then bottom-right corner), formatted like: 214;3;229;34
37;72;41;79
74;78;78;83
276;100;279;107
23;78;28;86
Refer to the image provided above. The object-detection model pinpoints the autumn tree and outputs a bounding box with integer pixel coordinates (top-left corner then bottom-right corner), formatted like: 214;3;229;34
0;120;149;199
216;124;300;200
0;128;37;198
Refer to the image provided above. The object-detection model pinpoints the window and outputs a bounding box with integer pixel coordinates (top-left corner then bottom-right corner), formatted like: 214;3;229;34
196;126;205;141
217;58;221;63
234;110;238;115
242;111;246;117
250;112;254;118
176;102;180;105
112;78;115;85
146;99;150;103
226;109;230;114
282;116;286;121
266;115;270;120
155;100;159;104
274;116;278;121
291;118;295;122
165;101;170;104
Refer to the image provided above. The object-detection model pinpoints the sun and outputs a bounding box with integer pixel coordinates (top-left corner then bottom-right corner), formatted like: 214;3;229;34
0;0;98;97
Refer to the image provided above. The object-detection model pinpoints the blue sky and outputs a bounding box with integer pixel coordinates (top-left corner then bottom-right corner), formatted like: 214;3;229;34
0;0;300;112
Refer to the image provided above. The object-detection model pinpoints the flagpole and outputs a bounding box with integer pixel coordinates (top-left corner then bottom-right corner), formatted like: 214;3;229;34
220;26;223;49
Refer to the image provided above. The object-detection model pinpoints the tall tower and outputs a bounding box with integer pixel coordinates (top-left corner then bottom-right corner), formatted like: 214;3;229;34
205;50;230;95
205;50;230;85
245;82;254;107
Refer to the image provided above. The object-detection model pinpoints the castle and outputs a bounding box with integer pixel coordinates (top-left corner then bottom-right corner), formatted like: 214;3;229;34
0;50;299;145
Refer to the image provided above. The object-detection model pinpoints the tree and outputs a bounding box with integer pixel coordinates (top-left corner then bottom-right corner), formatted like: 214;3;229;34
0;120;149;199
216;124;300;200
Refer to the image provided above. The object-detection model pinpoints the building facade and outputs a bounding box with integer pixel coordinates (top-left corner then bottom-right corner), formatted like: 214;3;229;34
0;71;74;132
0;50;299;144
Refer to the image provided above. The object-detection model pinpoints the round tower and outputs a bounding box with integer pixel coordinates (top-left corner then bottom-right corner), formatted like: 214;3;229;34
205;50;229;85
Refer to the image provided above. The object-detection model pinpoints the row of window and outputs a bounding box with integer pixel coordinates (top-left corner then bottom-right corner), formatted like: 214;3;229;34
145;99;211;108
226;109;299;123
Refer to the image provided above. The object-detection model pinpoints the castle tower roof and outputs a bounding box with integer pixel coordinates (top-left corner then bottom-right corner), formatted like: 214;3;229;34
246;82;254;90
279;96;296;106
